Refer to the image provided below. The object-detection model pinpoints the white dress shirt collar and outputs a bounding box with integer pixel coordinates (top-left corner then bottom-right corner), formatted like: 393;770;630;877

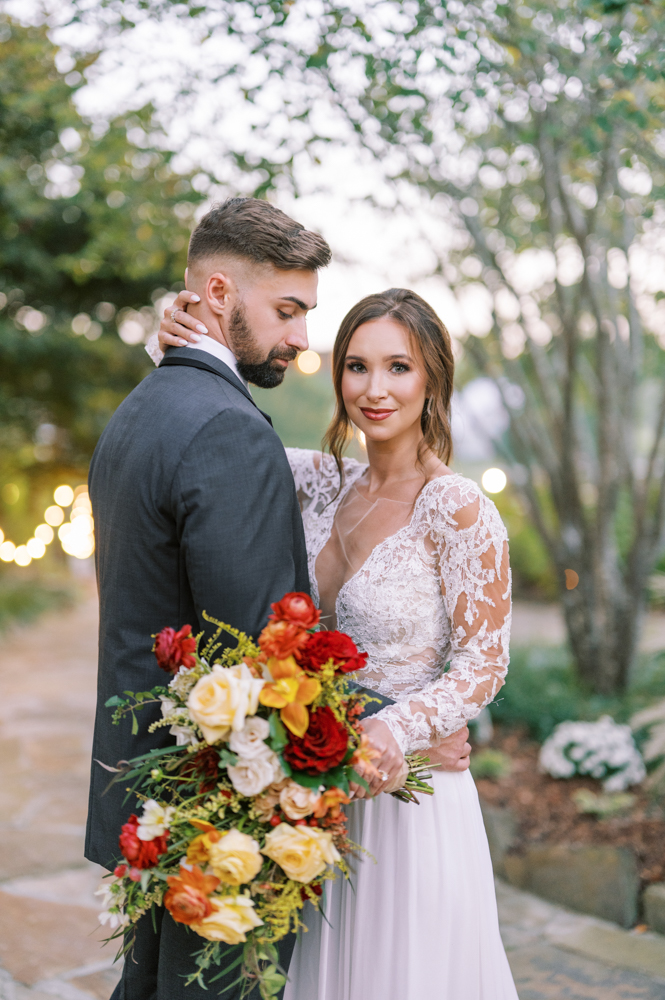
187;335;249;390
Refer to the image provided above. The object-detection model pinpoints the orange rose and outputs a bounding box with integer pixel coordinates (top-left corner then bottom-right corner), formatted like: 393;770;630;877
258;620;309;660
269;592;320;630
164;865;219;925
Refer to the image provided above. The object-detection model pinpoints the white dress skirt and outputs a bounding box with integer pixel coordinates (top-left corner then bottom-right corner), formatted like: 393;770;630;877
285;769;517;1000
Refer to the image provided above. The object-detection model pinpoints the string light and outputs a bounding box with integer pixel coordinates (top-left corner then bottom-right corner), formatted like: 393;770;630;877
0;484;94;567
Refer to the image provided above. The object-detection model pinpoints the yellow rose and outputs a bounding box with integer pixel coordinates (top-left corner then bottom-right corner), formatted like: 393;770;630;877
187;664;265;744
262;823;341;883
191;893;263;944
208;829;263;886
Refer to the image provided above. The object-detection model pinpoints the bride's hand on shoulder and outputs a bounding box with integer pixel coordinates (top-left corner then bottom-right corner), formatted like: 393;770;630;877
350;717;406;799
158;290;208;349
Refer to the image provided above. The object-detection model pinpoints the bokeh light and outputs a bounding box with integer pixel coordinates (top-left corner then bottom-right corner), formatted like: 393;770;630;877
44;505;65;526
13;545;31;567
0;541;15;562
481;468;508;494
297;350;321;374
0;528;3;545
26;538;46;559
54;484;74;506
34;524;54;544
58;487;95;559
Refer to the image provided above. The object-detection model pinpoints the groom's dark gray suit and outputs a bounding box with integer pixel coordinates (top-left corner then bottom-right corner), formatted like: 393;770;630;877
85;345;309;999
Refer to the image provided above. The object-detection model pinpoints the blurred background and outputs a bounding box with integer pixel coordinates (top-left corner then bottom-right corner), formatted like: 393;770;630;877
1;1;665;997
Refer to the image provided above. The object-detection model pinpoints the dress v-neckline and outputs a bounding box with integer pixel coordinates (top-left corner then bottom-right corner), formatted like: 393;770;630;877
313;468;461;617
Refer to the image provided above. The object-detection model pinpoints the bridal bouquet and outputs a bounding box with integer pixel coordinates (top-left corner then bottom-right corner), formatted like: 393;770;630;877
97;593;389;997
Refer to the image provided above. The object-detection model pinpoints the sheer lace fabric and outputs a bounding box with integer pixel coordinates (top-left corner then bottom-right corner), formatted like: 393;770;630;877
286;448;512;756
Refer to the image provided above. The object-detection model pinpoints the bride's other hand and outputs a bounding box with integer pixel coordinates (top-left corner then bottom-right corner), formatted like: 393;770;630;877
158;290;207;349
427;725;471;772
351;717;405;798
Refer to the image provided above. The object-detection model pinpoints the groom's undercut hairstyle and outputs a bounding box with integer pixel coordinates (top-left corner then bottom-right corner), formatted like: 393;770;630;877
188;197;331;273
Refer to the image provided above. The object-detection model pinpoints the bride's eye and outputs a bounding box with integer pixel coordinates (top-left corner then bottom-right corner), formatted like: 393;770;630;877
346;361;366;373
391;362;410;374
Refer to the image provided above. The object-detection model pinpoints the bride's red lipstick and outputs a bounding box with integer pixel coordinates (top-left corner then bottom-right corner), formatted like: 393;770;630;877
360;408;395;421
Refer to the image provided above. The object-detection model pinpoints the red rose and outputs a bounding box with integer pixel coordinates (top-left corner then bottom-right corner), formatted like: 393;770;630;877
119;814;169;869
258;619;309;660
154;625;197;674
283;706;349;774
297;631;367;674
269;592;320;630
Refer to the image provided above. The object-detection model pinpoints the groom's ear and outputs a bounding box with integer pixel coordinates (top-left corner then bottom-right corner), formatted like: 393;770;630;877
206;271;234;316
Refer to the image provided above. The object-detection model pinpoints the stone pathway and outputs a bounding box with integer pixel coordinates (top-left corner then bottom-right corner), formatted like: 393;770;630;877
1;593;664;999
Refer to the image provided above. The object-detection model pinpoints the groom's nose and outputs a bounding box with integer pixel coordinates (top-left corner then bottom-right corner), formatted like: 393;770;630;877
284;315;309;354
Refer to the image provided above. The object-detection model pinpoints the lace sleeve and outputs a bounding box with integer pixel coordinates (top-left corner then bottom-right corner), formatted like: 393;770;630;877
285;449;365;514
145;332;164;367
376;478;511;755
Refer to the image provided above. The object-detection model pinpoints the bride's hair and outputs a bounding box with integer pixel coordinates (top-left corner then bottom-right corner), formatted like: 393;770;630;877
323;288;455;486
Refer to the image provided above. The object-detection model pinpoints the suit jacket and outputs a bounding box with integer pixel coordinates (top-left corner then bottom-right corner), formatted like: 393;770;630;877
85;346;309;868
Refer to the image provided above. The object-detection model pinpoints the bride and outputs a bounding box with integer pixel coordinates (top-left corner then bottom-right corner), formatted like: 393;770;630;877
154;287;517;999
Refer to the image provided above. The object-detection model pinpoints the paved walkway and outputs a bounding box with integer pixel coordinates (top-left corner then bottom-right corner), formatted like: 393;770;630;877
1;593;664;999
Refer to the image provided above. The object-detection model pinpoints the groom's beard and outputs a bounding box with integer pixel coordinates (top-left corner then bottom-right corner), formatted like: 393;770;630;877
228;303;297;389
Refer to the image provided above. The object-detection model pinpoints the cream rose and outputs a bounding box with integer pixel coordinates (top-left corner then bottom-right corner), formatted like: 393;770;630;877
279;780;322;821
207;829;263;886
227;751;281;797
229;716;271;759
192;893;263;944
187;664;264;744
262;823;341;883
252;778;290;822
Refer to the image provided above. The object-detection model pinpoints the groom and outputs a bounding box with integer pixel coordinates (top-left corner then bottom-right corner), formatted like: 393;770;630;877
86;198;330;999
87;196;472;999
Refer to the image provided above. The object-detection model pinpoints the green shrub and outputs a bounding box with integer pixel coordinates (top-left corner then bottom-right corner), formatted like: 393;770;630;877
470;749;513;781
490;645;665;742
0;578;72;632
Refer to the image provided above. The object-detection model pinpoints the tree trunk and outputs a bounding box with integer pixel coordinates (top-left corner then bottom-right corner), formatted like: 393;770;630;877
559;565;645;696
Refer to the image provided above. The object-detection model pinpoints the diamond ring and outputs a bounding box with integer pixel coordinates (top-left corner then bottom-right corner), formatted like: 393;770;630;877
170;308;178;322
378;770;388;781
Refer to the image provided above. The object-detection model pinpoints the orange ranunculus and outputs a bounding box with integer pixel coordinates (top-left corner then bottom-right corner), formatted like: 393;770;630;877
349;734;381;782
258;656;321;738
164;865;220;925
269;592;320;630
258;620;309;660
313;787;351;821
186;823;222;867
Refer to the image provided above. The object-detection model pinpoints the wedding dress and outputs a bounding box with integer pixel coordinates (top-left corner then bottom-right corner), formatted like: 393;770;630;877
284;449;518;1000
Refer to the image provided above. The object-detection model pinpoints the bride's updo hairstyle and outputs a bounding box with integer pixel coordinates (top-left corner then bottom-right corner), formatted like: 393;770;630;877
323;288;455;484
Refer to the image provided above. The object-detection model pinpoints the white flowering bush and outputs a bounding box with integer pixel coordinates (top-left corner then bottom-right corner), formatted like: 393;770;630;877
539;716;646;792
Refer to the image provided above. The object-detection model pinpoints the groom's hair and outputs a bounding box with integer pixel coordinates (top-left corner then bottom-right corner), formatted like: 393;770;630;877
188;197;331;272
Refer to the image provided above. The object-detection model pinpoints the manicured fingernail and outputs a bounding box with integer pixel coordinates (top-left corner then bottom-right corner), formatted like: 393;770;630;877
196;324;208;334
191;294;200;302
190;334;201;342
177;339;187;347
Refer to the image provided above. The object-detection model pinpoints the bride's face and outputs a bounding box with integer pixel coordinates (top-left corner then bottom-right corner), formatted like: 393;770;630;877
341;318;428;446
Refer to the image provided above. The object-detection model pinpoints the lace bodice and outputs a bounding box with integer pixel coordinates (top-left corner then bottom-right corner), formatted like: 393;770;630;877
286;448;512;756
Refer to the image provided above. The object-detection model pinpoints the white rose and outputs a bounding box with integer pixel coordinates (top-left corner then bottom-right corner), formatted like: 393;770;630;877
137;800;175;840
187;664;265;744
279;780;322;821
227;752;280;797
229;716;271;759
